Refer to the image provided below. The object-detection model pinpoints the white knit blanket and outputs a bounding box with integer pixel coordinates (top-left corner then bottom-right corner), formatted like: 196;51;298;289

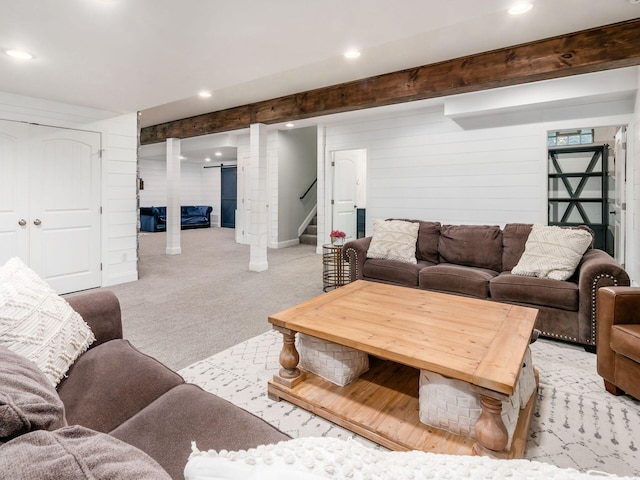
184;437;638;480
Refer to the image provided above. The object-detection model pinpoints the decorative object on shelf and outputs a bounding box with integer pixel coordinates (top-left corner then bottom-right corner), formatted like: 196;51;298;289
330;229;346;245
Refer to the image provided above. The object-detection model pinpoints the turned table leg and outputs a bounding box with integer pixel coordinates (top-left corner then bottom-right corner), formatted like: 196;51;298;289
271;326;305;389
473;394;509;459
279;330;300;379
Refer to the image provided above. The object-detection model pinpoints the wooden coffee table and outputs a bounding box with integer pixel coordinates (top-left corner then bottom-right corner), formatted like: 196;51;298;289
267;280;539;458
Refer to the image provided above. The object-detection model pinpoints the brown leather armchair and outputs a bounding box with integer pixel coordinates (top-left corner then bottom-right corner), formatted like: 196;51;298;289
596;287;640;400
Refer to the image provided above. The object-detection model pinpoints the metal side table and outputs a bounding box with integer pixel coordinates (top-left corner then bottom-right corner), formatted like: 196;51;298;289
322;243;350;292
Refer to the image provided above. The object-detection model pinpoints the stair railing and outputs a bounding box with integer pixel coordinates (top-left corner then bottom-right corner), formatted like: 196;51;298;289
300;178;317;200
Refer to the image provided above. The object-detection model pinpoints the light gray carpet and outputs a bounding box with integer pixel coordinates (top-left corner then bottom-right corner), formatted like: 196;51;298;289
105;228;323;370
179;330;640;478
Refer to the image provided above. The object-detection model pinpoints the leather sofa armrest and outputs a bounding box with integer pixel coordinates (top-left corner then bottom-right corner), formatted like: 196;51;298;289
343;237;372;282
596;287;640;383
576;249;630;346
65;290;123;347
598;287;640;326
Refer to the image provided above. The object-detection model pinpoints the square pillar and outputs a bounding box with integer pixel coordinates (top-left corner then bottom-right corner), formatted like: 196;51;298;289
249;123;268;271
166;138;181;255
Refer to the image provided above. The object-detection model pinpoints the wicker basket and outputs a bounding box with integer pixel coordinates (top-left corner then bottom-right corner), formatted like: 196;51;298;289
297;333;369;387
418;347;535;447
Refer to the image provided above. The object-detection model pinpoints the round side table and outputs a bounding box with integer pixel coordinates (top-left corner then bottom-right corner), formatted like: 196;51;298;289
322;243;350;292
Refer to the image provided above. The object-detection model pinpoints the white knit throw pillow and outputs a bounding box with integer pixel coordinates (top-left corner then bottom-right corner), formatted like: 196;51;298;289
367;219;420;264
0;258;95;385
511;225;592;281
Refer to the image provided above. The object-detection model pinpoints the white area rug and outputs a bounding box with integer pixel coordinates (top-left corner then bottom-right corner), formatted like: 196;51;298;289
179;331;640;478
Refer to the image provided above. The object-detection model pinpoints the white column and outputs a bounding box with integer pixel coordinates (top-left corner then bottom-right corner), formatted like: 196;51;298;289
317;125;326;254
249;123;268;271
166;138;181;255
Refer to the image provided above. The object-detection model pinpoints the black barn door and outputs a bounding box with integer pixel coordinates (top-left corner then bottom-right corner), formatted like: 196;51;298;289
221;166;237;228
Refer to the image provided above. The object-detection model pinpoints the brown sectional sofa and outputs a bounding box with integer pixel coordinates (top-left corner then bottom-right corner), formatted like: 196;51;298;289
0;290;289;479
344;222;630;349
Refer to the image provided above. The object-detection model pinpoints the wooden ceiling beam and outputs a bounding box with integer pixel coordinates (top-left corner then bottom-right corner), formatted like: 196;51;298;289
140;18;640;145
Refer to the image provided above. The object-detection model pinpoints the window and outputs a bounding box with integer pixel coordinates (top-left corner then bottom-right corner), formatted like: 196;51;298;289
547;129;594;147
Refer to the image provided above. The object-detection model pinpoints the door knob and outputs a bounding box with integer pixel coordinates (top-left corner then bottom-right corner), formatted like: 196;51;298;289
33;219;42;226
18;219;26;226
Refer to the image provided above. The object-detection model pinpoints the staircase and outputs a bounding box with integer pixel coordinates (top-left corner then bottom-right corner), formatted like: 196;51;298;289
299;215;317;245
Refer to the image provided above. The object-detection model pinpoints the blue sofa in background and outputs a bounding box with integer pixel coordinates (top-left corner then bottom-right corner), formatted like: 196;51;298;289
140;206;213;232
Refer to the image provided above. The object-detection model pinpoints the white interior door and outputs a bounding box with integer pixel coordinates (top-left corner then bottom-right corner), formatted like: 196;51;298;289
608;126;627;266
29;125;102;293
0;120;30;265
332;151;359;240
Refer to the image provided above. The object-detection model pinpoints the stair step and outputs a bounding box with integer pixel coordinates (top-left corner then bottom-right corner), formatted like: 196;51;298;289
305;225;317;235
299;234;317;245
309;216;317;226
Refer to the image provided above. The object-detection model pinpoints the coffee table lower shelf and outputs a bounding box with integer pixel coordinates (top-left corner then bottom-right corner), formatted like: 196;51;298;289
267;357;537;458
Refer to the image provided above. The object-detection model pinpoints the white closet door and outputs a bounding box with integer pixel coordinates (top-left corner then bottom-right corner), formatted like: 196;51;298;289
0;120;30;265
332;151;358;240
29;125;102;293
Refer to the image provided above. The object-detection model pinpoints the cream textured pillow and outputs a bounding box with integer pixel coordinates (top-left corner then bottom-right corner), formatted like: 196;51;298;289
185;436;606;480
367;219;420;264
0;258;95;386
511;225;592;281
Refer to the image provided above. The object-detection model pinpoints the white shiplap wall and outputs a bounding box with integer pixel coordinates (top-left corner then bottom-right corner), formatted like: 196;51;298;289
138;158;167;206
324;106;546;235
139;158;223;226
0;91;138;288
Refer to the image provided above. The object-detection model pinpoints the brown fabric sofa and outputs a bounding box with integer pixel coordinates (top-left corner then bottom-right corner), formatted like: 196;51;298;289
596;286;640;400
344;222;629;349
0;290;289;479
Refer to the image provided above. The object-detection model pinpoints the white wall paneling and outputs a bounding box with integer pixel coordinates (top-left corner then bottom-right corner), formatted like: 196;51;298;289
276;126;317;247
324;106;546;231
138;157;226;228
138;158;167;206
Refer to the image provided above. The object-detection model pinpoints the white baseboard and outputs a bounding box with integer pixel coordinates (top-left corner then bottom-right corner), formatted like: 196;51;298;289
272;238;300;249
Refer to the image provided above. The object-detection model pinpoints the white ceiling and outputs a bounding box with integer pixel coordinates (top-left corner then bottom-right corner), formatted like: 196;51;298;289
1;0;639;129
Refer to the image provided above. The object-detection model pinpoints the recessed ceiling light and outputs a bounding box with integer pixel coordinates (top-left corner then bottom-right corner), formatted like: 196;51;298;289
344;49;361;59
5;49;34;60
198;91;212;98
285;123;295;128
214;151;222;157
205;157;211;162
508;2;533;14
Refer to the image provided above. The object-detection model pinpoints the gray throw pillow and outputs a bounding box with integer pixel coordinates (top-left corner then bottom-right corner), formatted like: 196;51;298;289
0;425;171;479
0;345;66;441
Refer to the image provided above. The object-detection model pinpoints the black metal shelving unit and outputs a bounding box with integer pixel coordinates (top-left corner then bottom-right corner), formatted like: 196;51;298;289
548;145;608;250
